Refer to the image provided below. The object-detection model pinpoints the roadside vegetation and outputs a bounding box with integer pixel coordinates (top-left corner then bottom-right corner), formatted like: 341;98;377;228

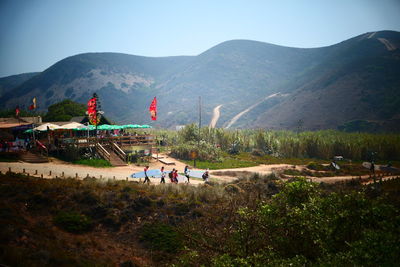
153;124;400;169
73;158;112;168
0;152;19;162
0;171;399;266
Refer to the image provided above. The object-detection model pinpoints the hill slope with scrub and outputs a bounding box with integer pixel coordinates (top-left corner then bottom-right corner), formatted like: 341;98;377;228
1;31;400;131
0;172;399;266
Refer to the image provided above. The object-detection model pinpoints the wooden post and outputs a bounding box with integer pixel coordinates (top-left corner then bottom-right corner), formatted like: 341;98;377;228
49;170;52;176
8;167;11;173
76;173;78;178
41;174;43;178
113;176;115;180
23;168;25;173
35;170;38;175
62;172;64;177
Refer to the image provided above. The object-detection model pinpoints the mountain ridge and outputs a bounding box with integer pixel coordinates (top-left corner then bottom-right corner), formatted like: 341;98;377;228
1;30;399;131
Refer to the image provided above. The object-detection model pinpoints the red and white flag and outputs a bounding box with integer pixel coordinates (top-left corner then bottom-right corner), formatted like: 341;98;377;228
149;97;157;121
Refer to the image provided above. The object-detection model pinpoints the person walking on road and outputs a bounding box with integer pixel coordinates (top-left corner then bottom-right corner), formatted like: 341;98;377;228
202;169;209;183
173;169;179;184
169;168;175;183
160;166;166;184
143;166;150;184
184;165;190;183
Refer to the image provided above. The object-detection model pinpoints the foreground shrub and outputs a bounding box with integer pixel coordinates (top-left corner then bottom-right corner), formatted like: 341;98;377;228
176;178;400;266
54;211;93;234
139;222;183;253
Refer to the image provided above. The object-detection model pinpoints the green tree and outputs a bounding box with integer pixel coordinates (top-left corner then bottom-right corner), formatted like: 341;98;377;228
43;99;86;122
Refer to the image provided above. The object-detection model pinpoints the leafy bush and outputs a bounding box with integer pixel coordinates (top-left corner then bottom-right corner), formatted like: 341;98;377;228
177;178;400;266
139;222;183;253
170;141;221;161
306;161;328;171
54;211;93;234
0;152;19;162
43;99;86;122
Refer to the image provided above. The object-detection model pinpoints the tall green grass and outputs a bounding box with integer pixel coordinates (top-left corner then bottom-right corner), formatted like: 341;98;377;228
158;125;400;161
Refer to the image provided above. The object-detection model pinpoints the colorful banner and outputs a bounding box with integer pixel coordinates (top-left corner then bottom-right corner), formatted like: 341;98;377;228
87;97;100;125
149;96;157;121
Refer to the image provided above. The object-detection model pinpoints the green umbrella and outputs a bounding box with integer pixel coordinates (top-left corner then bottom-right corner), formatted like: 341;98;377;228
96;124;112;130
73;125;96;131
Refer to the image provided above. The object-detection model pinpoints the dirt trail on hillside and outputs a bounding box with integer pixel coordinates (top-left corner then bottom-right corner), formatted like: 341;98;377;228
209;104;222;128
224;92;282;128
367;32;377;39
378;38;397;51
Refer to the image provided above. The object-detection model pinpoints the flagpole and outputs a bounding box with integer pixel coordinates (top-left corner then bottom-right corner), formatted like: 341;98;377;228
198;96;201;144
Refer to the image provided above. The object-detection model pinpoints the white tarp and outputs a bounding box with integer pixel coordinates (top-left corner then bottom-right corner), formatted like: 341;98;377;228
34;123;62;131
60;122;86;129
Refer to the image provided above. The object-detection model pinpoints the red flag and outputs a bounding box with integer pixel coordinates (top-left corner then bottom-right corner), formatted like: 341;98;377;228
15;106;20;117
149;97;157;121
87;97;99;125
87;97;96;115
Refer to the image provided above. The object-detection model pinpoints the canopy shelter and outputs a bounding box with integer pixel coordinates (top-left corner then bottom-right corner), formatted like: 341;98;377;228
33;123;62;131
123;124;152;129
24;123;152;133
60;122;86;129
88;124;152;130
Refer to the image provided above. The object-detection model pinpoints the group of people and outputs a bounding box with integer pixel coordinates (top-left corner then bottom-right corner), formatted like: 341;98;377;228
142;165;209;184
0;137;30;152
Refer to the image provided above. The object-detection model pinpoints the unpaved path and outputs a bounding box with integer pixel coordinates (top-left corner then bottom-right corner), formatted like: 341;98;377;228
378;38;397;51
209;105;222;128
2;156;396;185
0;155;205;185
224;93;283;128
367;32;377;39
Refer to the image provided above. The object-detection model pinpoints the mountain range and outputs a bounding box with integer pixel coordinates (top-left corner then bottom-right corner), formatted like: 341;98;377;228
1;30;399;131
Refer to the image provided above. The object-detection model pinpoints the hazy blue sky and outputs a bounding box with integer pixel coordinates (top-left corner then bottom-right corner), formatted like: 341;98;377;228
1;0;399;77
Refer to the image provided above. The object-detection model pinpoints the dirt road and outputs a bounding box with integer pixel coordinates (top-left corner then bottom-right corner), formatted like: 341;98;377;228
224;93;283;128
0;155;205;185
209;104;222;128
2;155;396;185
378;38;397;51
